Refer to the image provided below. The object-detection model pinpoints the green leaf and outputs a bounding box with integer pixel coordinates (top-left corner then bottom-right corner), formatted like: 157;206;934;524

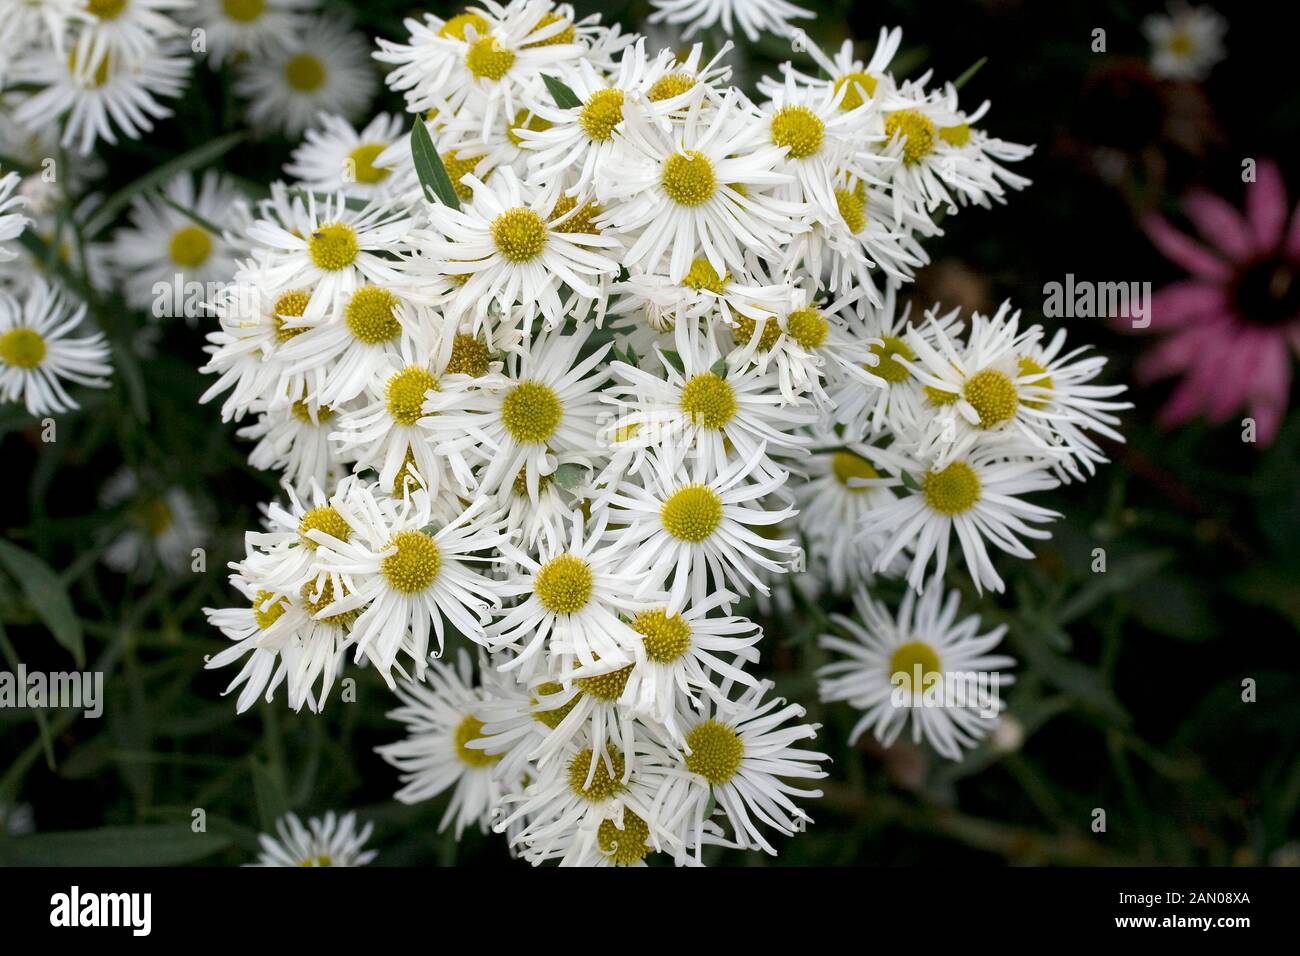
157;193;225;236
709;358;728;378
553;463;588;491
953;56;988;91
0;539;84;668
660;349;685;375
410;118;460;210
83;132;246;237
542;73;582;109
899;470;921;493
0;825;232;866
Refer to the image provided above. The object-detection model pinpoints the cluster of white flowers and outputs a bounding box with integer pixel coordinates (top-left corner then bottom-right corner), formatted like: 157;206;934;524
182;0;1129;865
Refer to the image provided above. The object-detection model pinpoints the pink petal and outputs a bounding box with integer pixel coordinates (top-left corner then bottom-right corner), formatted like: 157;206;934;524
1247;334;1292;444
1205;331;1262;420
1143;213;1233;282
1135;325;1218;382
1145;280;1227;332
1246;159;1288;251
1183;190;1255;260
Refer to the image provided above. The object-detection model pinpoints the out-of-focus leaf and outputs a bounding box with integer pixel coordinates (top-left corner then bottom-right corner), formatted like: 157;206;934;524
0;539;84;668
1131;572;1219;640
0;825;231;866
1056;550;1170;625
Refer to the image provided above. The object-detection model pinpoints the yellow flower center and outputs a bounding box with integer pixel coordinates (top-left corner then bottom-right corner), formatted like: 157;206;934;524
446;334;491;376
890;641;942;693
68;49;111;87
531;681;579;729
575;663;634;701
939;123;971;147
885;109;937;165
733;314;780;352
568;748;625;802
533;553;593;615
454;715;502;767
868;334;914;384
381;530;442;593
681;257;728;292
252;590;287;630
87;0;127;19
507;109;552;145
835;184;867;233
680;372;737;430
632;609;691;663
500;380;562;443
661;484;723;543
385;366;439;426
465;36;515;80
922;461;981;516
524;11;575;47
439;12;489;40
348;143;391;184
770;105;825;159
491;207;547;262
579;88;625;141
833;71;878;110
787;306;828;349
441;150;484;201
648;73;696;101
290;400;334;424
0;328;47;369
549;194;603;234
271;289;310;341
661;150;716;206
925;385;960;406
1017;356;1054;409
298;505;351;550
300;578;358;628
963;368;1019;428
221;0;265;23
345;286;400;344
168;226;212;269
308;222;359;271
831;452;878;492
685;720;743;785
284;53;326;92
597;810;652;865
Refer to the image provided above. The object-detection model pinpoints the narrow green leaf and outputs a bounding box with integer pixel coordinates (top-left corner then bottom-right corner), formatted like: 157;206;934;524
709;358;728;378
410;118;460;210
0;825;232;866
83;132;246;237
542;73;582;109
953;56;988;91
0;539;84;668
660;349;685;375
900;470;922;493
157;193;224;236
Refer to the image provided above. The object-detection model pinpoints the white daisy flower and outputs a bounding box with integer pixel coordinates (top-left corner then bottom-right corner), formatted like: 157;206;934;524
308;484;507;687
78;0;191;63
250;811;376;867
100;470;207;576
416;167;621;334
0;172;31;263
234;15;377;137
651;680;828;862
764;26;904;108
377;650;514;838
818;583;1014;760
12;36;193;155
284;112;406;200
864;446;1060;594
1143;1;1227;80
238;399;350;497
647;0;812;43
0;277;110;415
604;445;800;612
190;0;313;68
0;0;89;55
595;89;803;283
110;170;240;316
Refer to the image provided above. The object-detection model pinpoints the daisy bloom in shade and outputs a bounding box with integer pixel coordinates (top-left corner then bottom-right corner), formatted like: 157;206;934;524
650;680;828;863
12;36;192;155
0;278;111;415
1128;158;1300;444
235;15;377;137
190;0;314;68
418;167;620;333
764;26;904;107
110;170;241;316
377;650;512;838
604;445;800;612
308;483;507;687
77;0;189;62
863;446;1060;594
99;470;207;576
0;173;30;262
1143;1;1227;81
647;0;812;43
285;113;406;200
250;811;376;867
818;583;1014;760
595;89;801;283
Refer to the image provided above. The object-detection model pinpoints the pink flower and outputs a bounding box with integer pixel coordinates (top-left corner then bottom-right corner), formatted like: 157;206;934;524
1130;159;1300;444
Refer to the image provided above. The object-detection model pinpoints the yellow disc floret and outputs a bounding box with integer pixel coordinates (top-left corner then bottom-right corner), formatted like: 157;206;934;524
770;105;825;159
661;484;723;543
648;73;696;102
533;553;593;615
446;334;492;376
491;207;547;262
221;0;266;23
439;12;489;40
284;53;326;92
885;109;937;165
681;257;729;293
868;335;915;384
597;810;652;865
575;663;633;700
1017;356;1054;409
963;368;1019;428
531;681;579;729
381;530;442;593
579;88;625;141
454;715;502;767
922;461;981;516
685;720;743;785
661;150;716;206
345;286;401;344
252;590;287;630
0;328;46;369
308;222;359;271
466;36;515;80
632;609;692;663
168;226;213;268
787;307;828;349
500;380;562;443
680;372;737;430
272;289;310;342
568;747;625;802
890;641;942;692
831;451;878;492
385;366;439;426
833;71;878;110
297;505;351;550
348;143;391;184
